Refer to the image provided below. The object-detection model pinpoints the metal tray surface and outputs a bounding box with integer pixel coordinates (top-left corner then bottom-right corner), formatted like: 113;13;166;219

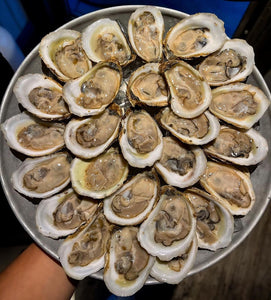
1;6;271;284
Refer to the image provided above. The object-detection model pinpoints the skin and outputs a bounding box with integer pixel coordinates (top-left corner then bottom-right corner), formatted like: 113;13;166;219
0;243;76;300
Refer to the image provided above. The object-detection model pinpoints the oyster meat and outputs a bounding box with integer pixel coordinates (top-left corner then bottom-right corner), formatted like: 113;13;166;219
12;152;71;198
164;13;226;59
138;186;196;261
1;112;65;157
200;161;255;215
161;60;212;118
58;212;113;280
64;104;121;159
104;170;160;225
36;188;99;238
104;226;155;297
128;6;164;62
155;136;207;188
39;29;92;82
70;147;129;199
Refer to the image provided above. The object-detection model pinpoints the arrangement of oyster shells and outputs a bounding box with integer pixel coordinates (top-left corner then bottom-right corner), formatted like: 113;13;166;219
1;5;270;297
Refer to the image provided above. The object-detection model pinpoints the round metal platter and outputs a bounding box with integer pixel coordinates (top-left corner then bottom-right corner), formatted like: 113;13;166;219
0;5;271;284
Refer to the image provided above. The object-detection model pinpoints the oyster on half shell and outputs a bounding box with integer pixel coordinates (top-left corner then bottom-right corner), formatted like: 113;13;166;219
104;226;155;297
138;186;196;261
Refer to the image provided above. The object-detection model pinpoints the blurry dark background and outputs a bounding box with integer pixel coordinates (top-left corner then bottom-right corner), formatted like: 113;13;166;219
0;1;270;299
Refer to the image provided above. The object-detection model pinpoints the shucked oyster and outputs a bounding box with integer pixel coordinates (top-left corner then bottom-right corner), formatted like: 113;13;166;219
82;18;135;66
127;63;169;107
128;6;164;62
63;61;122;117
184;188;234;251
164;13;226;60
210;83;270;129
138;186;196;261
200;161;255;215
64;104;121;159
70;147;129;199
198;39;255;86
36;188;99;239
155;136;207;189
104;227;155;297
204;125;268;166
1;112;65;157
12;152;71;198
104;170;160;226
161;60;212;118
58;211;113;280
157;107;220;145
150;236;198;284
39;29;92;82
119;109;163;168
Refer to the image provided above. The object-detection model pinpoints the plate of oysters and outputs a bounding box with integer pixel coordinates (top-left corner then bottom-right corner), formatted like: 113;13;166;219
1;5;271;296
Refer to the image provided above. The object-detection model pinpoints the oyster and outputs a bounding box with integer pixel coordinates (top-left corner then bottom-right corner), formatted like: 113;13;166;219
161;60;212;118
128;6;164;62
104;226;155;297
1;112;65;157
13;73;70;120
63;61;122;117
70;147;129;199
184;188;234;250
210;83;270;129
155;136;207;188
138;186;196;261
157;107;220;145
164;13;226;59
82;18;135;66
58;211;113;280
127;63;169;107
36;188;99;239
150;236;198;284
204;125;268;165
12;152;71;198
104;170;160;225
198;39;255;86
200;161;255;215
119;109;163;168
64;104;121;159
39;29;92;82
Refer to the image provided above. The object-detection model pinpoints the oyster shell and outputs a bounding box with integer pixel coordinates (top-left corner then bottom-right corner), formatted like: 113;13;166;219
155;136;207;188
200;161;255;215
63;61;122;117
210;83;270;129
64;104;121;159
161;60;212;118
70;147;129;199
198;39;255;86
39;29;92;82
204;125;269;166
150;236;198;284
128;6;164;62
164;13;226;59
82;18;135;66
157;107;220;145
184;188;234;251
104;170;160;225
58;211;113;280
1;112;65;157
127;63;169;107
104;226;155;297
119;109;163;168
13;73;70;120
138;186;196;261
12;152;71;198
36;188;99;239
